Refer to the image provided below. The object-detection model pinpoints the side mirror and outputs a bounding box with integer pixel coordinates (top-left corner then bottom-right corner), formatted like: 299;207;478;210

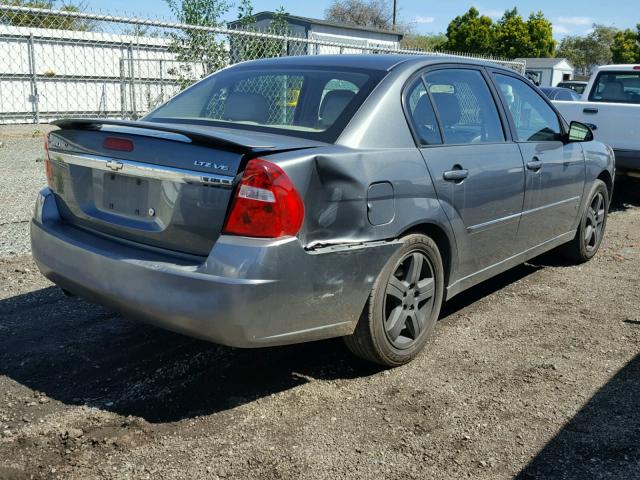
567;121;594;142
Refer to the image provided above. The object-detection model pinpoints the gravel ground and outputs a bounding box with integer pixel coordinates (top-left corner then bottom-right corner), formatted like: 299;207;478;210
0;125;55;257
0;127;639;479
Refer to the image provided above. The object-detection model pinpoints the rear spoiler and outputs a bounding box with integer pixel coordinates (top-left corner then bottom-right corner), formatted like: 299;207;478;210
51;118;276;153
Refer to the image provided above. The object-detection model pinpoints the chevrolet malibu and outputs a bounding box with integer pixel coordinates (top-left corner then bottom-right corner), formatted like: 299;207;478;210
31;55;614;366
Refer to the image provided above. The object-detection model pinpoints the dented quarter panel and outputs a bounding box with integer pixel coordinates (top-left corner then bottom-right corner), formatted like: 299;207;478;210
262;146;459;286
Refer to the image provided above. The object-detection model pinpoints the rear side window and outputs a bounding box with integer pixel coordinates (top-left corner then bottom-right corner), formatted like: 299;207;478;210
588;71;640;104
424;69;505;145
145;67;380;141
493;74;562;142
405;78;442;146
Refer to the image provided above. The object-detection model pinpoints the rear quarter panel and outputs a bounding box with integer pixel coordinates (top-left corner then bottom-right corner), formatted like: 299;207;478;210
265;145;459;282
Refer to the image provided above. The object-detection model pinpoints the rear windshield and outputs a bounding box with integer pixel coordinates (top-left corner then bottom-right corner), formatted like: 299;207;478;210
588;72;640;104
145;66;383;141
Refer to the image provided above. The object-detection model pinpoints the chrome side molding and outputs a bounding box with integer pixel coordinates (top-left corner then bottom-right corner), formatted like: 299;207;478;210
51;151;234;188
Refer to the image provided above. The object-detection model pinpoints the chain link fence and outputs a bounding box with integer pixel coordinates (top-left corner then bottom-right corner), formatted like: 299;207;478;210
0;4;526;124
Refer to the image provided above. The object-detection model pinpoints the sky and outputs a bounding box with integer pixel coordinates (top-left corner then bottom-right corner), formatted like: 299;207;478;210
84;0;639;39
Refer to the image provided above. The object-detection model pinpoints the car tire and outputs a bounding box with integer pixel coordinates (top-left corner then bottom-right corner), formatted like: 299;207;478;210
344;234;445;367
559;179;609;264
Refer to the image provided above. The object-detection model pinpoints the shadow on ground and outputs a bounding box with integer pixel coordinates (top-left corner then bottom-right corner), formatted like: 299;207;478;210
516;353;640;479
610;175;640;212
0;177;635;425
0;286;383;423
0;261;540;424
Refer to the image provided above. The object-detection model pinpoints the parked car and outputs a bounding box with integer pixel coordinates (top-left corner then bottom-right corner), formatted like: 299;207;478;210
540;86;582;101
553;65;640;175
557;80;588;95
31;55;614;367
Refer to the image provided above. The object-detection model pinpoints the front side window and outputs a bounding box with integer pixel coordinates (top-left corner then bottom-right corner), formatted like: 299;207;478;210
405;78;442;146
588;71;640;104
423;69;505;145
145;67;380;141
494;74;562;142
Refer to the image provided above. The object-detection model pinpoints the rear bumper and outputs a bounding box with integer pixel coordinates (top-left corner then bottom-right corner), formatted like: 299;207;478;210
31;188;398;348
614;149;640;172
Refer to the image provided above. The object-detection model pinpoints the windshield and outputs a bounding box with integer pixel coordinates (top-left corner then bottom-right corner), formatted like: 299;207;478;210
588;72;640;104
145;66;383;141
558;82;586;94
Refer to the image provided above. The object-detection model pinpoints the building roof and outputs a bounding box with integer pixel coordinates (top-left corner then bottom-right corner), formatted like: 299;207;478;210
517;57;573;69
228;11;404;40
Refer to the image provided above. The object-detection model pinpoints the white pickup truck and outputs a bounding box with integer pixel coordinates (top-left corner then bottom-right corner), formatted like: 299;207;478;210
553;64;640;176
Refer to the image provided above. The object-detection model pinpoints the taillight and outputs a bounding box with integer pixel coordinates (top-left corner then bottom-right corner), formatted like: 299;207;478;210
103;137;134;152
223;158;304;238
44;135;53;188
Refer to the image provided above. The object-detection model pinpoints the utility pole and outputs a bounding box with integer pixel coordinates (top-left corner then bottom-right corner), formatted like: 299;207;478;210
392;0;397;29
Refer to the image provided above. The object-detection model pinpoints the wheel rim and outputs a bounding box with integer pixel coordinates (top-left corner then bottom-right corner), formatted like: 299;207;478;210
383;251;436;349
585;191;606;252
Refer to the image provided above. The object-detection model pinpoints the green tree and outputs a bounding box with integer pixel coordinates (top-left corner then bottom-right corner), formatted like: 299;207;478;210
0;0;94;30
557;36;588;75
232;4;291;62
442;7;555;58
401;33;446;51
558;25;620;75
235;0;254;28
164;0;231;86
611;26;640;63
527;11;556;57
493;8;532;58
440;7;495;54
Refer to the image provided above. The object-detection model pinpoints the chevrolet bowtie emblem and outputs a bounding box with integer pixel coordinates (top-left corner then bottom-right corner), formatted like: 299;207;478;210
106;160;124;171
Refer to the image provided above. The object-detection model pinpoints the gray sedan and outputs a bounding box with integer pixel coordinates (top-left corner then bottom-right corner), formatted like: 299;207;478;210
31;55;614;366
540;86;582;101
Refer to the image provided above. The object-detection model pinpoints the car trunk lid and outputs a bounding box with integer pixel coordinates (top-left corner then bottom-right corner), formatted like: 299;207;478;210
47;119;322;256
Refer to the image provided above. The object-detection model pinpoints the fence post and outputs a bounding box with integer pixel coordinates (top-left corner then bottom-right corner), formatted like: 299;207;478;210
27;33;39;124
159;59;164;102
127;42;137;119
119;58;126;119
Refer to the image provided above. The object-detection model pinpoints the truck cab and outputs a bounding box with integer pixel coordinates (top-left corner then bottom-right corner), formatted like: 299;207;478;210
553;64;640;176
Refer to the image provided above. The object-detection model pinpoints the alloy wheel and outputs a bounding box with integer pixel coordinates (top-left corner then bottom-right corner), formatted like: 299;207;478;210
383;251;436;349
585;191;606;252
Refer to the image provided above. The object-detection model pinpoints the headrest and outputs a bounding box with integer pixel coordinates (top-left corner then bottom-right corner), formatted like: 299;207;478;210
431;92;461;127
414;95;434;124
224;92;269;123
319;90;356;128
602;81;625;100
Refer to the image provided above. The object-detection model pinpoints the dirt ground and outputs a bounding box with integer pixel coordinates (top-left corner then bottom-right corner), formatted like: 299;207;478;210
0;129;639;479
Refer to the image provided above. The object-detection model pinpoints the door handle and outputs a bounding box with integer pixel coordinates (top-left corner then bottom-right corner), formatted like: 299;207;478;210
526;157;542;171
583;107;598;114
443;168;469;182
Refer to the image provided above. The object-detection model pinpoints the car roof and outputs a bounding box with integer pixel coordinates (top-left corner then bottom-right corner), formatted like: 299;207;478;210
228;54;516;74
559;80;587;84
543;87;574;92
595;64;640;72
